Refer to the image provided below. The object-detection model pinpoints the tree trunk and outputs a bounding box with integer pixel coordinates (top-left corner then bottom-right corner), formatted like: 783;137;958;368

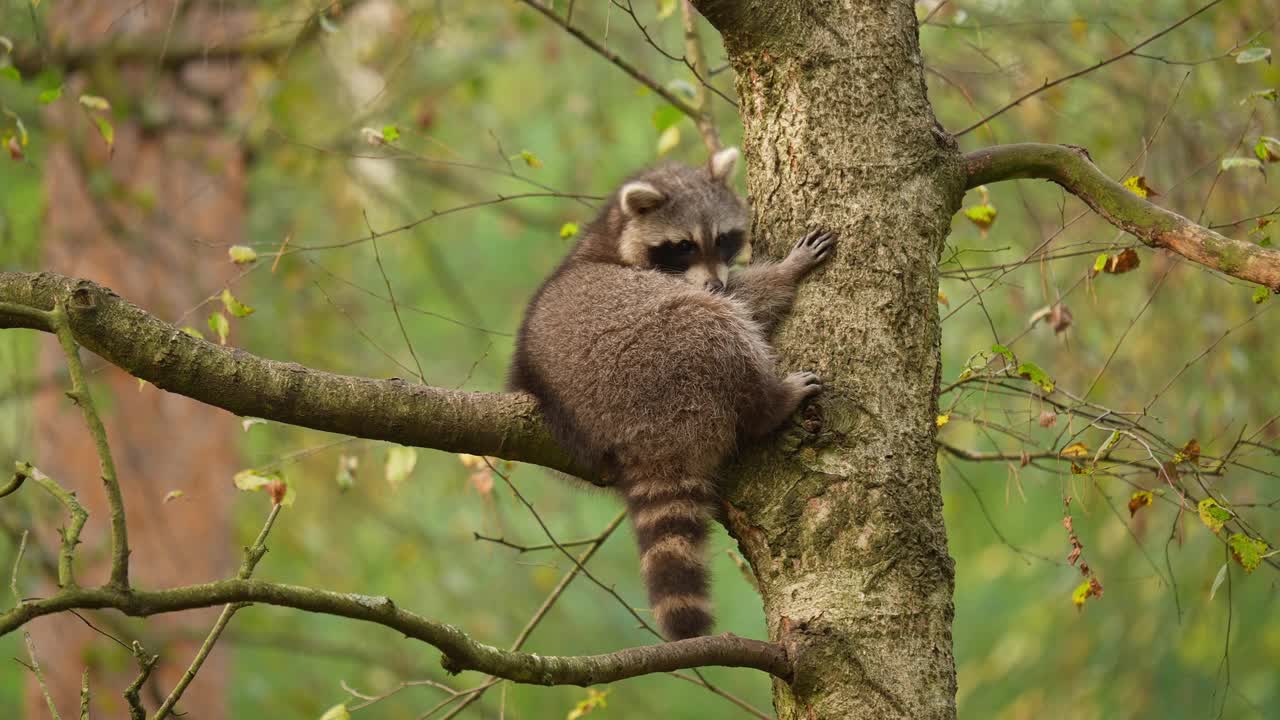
27;2;247;715
708;2;965;717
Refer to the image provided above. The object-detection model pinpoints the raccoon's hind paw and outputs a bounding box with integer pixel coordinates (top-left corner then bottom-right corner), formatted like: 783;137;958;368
785;371;823;400
786;229;838;274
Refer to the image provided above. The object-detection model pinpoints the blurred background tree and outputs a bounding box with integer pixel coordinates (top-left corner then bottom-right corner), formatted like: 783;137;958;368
0;1;1276;718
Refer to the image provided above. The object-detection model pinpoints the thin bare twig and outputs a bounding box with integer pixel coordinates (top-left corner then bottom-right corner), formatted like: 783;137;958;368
24;631;62;720
957;0;1226;136
518;0;702;120
152;504;285;720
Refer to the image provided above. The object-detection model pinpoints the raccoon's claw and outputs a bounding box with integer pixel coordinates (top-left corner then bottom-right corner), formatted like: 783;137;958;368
785;371;823;400
786;229;838;273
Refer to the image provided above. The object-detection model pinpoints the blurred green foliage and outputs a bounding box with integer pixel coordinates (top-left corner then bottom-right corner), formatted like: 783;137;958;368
1;1;1277;718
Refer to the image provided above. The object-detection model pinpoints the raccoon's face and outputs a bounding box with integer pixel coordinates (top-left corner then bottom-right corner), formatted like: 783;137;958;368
615;147;748;293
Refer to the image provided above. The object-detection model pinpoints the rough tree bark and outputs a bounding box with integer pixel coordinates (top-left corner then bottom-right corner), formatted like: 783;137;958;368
698;2;963;718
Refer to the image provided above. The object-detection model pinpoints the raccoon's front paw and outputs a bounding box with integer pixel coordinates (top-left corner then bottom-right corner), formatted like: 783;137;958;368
785;229;837;275
784;371;823;400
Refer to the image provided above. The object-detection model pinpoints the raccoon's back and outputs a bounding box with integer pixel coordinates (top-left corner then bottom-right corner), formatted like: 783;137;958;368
511;261;772;469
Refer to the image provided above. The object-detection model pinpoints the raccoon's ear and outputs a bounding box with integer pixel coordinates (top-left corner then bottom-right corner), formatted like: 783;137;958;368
620;181;667;216
708;146;740;184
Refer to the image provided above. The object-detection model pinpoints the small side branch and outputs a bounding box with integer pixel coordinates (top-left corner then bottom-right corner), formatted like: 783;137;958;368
681;0;723;152
0;581;792;686
125;642;159;720
14;462;88;589
50;301;131;590
24;631;62;720
152;504;284;720
964;143;1280;291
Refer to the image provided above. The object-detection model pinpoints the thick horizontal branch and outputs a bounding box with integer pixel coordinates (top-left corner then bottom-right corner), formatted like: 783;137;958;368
0;581;790;685
0;272;587;480
964;144;1280;291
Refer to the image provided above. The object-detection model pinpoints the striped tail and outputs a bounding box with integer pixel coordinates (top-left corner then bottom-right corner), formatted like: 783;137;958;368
622;474;715;640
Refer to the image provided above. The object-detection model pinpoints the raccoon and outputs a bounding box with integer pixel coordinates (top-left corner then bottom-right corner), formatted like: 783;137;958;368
509;147;835;640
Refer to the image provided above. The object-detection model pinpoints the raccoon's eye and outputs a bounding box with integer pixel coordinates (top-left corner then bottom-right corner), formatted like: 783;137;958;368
715;230;744;261
675;239;697;253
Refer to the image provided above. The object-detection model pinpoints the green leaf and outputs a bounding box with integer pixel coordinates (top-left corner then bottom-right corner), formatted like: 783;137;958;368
77;94;110;111
656;126;680;155
1208;562;1228;601
1254;136;1280;163
652;104;684;133
1093;253;1108;273
0;66;20;83
962;204;997;232
518;149;542;169
1253;286;1270;304
1221;156;1263;172
1235;47;1272;64
220;288;254;318
233;469;277;492
385;445;418;489
1071;580;1091;608
336;454;358;492
208;312;230;345
91;115;115;153
1016;361;1054;393
1227;533;1268;574
381;124;400;143
990;343;1014;363
234;469;295;506
1240;88;1278;105
1197;497;1231;534
559;222;580;239
227;245;258;264
179;326;205;340
37;85;62;104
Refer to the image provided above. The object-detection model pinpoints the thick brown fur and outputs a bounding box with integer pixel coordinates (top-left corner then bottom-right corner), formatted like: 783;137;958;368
509;148;835;640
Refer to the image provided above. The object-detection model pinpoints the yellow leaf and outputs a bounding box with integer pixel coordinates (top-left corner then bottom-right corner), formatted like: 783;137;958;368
935;414;950;428
1197;498;1231;534
1121;175;1160;198
1127;490;1153;517
1070;17;1088;41
1059;442;1090;459
566;689;611;720
319;704;351;720
657;126;680;156
228;245;258;264
1072;580;1091;608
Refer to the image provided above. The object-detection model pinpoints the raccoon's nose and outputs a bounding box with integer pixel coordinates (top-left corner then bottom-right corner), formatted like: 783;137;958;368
704;278;725;293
